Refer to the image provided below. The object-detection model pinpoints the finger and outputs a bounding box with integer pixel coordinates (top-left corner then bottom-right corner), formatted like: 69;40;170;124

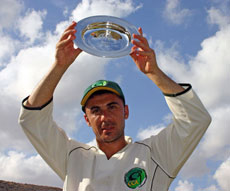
57;33;75;49
59;29;76;42
132;34;149;49
130;51;138;62
134;50;152;56
130;47;138;59
64;21;77;33
131;45;138;52
59;21;77;41
138;27;143;36
132;39;150;52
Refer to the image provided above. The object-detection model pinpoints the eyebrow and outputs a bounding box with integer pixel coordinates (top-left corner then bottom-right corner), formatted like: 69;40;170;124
107;101;119;106
89;105;100;111
89;101;120;110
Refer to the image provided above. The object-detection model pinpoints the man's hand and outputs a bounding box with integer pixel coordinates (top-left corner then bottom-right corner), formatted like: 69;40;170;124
130;27;184;95
130;27;158;75
55;21;82;68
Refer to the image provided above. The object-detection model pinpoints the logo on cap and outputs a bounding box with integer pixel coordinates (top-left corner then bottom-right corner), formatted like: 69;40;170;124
92;80;107;88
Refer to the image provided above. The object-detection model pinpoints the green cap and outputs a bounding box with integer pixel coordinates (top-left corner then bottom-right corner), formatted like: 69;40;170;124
81;80;125;111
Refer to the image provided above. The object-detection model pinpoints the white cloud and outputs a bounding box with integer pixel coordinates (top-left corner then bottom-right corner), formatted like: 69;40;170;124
0;0;228;189
155;24;230;111
0;28;108;151
0;0;23;64
151;3;230;182
200;106;230;159
207;0;230;29
0;42;55;100
179;150;210;178
87;138;97;146
0;34;19;65
137;124;164;140
163;0;192;25
0;0;140;155
188;26;230;109
71;0;142;21
0;1;142;186
0;151;62;187
155;41;189;81
207;7;230;29
137;112;172;140
214;157;230;191
17;9;47;43
175;180;194;191
0;0;104;155
198;185;219;191
0;0;24;30
179;106;229;178
0;0;135;185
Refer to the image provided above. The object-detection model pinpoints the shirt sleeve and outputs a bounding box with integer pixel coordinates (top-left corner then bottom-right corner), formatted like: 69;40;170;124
142;85;211;178
18;97;69;181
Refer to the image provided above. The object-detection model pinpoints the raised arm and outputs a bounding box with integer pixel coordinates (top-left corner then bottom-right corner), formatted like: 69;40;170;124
130;28;212;180
25;22;82;108
130;27;184;95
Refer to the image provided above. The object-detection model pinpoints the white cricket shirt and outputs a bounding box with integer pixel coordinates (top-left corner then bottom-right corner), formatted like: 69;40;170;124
19;85;211;191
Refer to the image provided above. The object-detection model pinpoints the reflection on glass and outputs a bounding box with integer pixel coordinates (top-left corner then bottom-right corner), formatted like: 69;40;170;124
90;30;122;40
75;16;138;58
81;22;131;52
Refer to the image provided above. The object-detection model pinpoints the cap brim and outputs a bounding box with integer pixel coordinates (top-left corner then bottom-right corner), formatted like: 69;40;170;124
81;86;121;106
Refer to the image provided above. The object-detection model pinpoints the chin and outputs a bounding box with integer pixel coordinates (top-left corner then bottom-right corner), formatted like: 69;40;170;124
103;135;122;143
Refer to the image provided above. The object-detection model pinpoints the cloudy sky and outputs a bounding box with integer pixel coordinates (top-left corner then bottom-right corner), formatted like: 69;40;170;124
0;0;229;190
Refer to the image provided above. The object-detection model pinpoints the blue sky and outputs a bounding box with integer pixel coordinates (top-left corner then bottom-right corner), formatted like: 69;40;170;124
0;0;229;190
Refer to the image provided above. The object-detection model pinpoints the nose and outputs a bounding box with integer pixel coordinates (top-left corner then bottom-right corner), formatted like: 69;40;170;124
100;109;111;122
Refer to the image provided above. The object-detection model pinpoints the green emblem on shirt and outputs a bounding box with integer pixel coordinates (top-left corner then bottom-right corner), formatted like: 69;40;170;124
124;167;147;189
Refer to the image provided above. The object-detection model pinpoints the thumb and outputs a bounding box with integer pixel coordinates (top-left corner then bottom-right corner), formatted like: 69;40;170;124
73;48;82;60
130;47;138;62
75;48;82;55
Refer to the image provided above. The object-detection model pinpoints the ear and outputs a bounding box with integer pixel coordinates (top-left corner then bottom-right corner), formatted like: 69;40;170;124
124;105;129;119
84;114;91;127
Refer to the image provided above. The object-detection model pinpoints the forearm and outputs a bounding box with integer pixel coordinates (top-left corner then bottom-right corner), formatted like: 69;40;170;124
25;62;68;108
146;67;185;95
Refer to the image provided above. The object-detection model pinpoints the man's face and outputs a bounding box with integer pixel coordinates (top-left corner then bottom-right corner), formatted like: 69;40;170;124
84;93;129;144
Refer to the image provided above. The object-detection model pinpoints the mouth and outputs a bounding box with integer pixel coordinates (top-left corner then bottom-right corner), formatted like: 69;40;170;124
101;123;115;134
102;126;114;133
100;121;116;134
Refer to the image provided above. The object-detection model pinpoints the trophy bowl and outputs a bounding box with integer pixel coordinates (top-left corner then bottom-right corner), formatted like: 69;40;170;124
75;15;138;58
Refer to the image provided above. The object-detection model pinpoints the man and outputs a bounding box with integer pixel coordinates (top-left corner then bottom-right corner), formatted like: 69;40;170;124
19;21;211;190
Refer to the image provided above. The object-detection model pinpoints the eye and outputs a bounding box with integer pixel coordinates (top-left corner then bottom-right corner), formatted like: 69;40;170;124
91;107;101;115
108;103;118;111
